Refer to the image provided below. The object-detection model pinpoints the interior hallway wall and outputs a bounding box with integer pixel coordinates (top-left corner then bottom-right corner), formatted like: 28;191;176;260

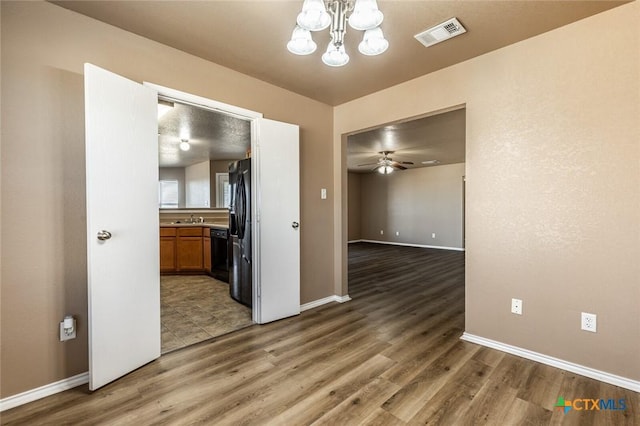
359;163;465;249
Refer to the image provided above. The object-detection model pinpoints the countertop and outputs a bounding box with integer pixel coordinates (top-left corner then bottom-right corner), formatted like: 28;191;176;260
160;222;229;229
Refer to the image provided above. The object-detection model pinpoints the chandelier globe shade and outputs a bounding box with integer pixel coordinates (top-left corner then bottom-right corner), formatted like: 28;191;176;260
348;0;383;31
287;25;317;55
322;43;350;67
358;27;388;55
297;0;331;31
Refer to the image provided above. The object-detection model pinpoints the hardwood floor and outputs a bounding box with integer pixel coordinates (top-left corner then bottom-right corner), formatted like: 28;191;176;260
161;275;252;353
2;243;637;425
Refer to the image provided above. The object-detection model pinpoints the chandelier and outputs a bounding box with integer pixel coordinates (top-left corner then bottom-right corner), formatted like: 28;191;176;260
287;0;388;67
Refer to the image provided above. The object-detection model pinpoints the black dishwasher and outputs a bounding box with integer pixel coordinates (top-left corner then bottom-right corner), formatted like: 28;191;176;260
210;228;229;282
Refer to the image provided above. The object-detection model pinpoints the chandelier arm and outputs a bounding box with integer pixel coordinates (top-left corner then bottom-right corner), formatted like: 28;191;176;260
326;0;348;47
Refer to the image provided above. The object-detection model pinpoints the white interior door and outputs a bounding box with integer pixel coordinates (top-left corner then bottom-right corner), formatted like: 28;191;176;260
85;64;160;390
253;118;300;324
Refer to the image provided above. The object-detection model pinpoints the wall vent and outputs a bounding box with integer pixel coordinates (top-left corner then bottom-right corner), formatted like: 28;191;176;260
414;17;467;48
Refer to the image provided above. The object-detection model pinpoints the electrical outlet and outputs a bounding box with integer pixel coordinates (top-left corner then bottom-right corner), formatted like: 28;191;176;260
581;312;597;332
380;230;384;235
432;233;436;239
395;231;399;236
59;319;76;341
511;298;523;315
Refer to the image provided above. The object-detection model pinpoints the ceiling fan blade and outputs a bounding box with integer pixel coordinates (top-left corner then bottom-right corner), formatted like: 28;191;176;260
358;162;379;167
394;165;408;170
390;161;412;167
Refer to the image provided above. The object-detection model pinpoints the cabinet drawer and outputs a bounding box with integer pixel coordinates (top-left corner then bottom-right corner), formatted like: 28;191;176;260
160;227;177;237
178;227;203;237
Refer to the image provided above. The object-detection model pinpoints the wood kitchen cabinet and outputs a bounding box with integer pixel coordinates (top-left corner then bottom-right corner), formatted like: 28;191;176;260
160;226;218;274
176;227;203;271
160;227;177;273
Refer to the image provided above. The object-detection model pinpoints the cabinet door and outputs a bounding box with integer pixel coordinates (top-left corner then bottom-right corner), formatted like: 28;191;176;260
160;237;177;272
177;237;203;271
203;236;212;273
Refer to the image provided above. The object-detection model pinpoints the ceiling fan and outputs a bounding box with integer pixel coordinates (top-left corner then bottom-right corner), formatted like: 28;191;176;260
358;151;414;174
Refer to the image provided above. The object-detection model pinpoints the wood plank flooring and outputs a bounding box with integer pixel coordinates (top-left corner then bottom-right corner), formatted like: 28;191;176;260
2;243;637;425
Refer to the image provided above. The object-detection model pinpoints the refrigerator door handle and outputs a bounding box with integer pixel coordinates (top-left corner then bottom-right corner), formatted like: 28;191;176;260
236;174;246;240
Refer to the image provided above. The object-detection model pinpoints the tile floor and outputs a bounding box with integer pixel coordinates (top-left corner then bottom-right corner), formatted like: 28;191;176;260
161;275;253;353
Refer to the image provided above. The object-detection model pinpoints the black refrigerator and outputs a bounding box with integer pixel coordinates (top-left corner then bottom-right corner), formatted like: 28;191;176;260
229;158;252;307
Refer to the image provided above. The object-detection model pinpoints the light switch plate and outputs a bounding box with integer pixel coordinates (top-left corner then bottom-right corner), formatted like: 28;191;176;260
321;188;327;199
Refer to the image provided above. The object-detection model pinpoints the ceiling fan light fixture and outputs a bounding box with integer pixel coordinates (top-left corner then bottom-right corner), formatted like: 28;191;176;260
377;165;394;174
179;139;191;151
297;0;331;31
287;25;317;55
348;0;383;31
358;26;388;56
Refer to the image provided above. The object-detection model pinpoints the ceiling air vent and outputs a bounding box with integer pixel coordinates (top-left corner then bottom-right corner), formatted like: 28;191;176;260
414;17;467;48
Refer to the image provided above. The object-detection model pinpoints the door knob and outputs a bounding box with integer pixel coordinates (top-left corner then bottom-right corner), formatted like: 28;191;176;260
292;221;299;229
97;230;112;241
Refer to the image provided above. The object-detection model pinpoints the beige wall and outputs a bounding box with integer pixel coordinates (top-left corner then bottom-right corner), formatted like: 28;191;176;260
358;163;465;248
0;1;333;397
334;2;639;381
347;172;361;241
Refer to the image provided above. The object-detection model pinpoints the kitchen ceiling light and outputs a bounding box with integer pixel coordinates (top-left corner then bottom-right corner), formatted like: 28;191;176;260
288;0;388;67
179;139;191;151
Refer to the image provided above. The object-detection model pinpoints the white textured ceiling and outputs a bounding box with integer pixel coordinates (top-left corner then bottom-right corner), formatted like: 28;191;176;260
158;100;251;168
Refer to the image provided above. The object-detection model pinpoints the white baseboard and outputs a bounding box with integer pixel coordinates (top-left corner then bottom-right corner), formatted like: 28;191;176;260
300;294;352;312
461;333;640;393
348;239;363;243
357;239;465;252
0;372;89;412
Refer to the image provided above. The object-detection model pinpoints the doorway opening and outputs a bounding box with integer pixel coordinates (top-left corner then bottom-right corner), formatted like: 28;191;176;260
85;65;301;390
155;95;255;353
344;105;467;296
